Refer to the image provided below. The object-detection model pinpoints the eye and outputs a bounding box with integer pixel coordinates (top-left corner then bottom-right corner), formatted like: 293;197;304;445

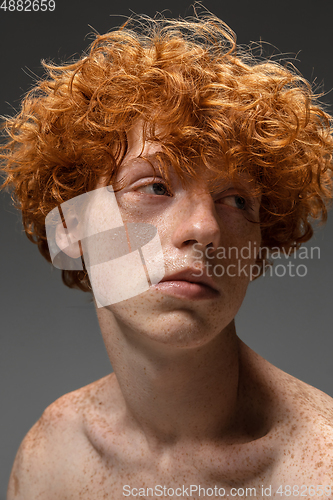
218;194;249;210
233;195;247;210
136;182;171;197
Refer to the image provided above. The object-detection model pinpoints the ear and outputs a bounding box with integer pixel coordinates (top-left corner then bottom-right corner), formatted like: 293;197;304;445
55;214;82;259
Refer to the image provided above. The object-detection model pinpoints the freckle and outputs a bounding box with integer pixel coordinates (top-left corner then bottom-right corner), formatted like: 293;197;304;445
315;461;323;468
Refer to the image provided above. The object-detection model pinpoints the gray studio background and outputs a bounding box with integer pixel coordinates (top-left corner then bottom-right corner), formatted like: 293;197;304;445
1;0;333;496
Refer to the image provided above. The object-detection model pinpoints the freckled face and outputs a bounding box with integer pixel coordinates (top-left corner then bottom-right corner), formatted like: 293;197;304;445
94;122;261;348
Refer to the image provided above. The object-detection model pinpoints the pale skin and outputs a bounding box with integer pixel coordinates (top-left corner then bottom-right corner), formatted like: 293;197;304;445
7;122;333;499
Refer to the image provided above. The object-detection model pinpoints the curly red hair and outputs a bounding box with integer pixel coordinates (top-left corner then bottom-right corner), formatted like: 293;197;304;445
1;7;333;292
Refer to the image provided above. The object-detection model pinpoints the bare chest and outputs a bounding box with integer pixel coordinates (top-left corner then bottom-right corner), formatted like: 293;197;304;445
57;437;285;500
58;456;333;500
56;401;333;500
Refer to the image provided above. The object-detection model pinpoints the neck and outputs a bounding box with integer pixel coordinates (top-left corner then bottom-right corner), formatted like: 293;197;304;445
97;309;242;448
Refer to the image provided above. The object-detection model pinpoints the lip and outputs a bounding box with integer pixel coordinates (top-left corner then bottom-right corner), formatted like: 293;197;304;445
152;268;220;300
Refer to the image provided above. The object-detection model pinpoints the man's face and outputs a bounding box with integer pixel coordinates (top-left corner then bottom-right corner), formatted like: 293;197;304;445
91;121;262;349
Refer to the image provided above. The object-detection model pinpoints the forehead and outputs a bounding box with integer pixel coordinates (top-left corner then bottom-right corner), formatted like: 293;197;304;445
122;120;255;191
123;120;221;185
125;120;163;161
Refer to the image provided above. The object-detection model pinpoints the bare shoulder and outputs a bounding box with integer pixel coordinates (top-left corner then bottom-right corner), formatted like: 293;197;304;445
7;375;114;500
285;376;333;482
238;341;333;483
274;380;333;487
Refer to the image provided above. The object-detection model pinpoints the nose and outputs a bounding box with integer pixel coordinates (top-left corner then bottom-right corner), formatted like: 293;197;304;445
171;192;221;252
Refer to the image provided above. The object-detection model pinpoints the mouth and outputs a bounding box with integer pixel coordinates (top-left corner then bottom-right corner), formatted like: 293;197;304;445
152;268;219;300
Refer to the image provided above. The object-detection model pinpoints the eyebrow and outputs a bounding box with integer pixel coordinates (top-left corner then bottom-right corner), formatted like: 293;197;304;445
138;152;168;162
133;153;173;174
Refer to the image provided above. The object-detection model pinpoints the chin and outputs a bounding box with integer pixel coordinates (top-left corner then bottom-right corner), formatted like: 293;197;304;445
96;282;243;350
109;299;234;350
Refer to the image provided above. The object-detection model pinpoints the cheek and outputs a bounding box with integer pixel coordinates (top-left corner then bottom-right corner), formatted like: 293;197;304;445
115;192;164;223
86;258;152;308
239;222;262;265
221;213;261;253
207;217;261;283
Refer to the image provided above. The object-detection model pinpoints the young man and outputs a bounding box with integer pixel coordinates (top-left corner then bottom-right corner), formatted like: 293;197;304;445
2;9;333;500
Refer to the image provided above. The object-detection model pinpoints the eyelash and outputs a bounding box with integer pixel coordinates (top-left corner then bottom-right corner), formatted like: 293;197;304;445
134;181;254;212
134;180;172;197
217;194;253;211
230;195;246;210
